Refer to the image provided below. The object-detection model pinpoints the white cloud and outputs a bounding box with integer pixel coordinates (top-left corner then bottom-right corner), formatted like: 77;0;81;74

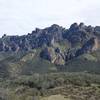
0;0;100;36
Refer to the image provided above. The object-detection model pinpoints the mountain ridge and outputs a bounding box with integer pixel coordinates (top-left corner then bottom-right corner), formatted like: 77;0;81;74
0;22;100;52
0;22;100;78
0;23;100;64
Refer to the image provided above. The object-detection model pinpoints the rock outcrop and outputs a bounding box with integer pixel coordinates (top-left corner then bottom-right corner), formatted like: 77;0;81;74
0;23;99;65
75;37;99;57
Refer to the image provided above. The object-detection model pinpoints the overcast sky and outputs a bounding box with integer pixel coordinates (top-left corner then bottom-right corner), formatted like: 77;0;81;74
0;0;100;36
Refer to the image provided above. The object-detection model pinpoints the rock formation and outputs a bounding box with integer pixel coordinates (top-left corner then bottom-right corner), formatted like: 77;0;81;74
0;23;100;65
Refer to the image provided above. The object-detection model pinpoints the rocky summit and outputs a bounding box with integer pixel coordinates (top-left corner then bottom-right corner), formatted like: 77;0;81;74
0;23;100;66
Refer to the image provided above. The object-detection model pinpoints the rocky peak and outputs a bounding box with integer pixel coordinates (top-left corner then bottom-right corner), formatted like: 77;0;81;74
0;23;99;54
94;26;100;35
69;23;79;31
79;22;85;27
79;23;86;31
86;25;94;33
51;24;60;29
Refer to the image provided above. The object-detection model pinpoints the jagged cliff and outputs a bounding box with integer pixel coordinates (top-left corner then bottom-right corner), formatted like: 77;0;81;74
0;23;99;52
0;23;100;66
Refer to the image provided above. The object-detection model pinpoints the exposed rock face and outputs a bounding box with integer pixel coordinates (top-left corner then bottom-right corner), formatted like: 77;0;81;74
0;23;100;65
40;47;65;65
82;37;98;52
54;54;65;65
0;24;65;52
63;23;97;47
40;47;55;62
75;37;99;57
94;26;100;35
0;23;99;53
